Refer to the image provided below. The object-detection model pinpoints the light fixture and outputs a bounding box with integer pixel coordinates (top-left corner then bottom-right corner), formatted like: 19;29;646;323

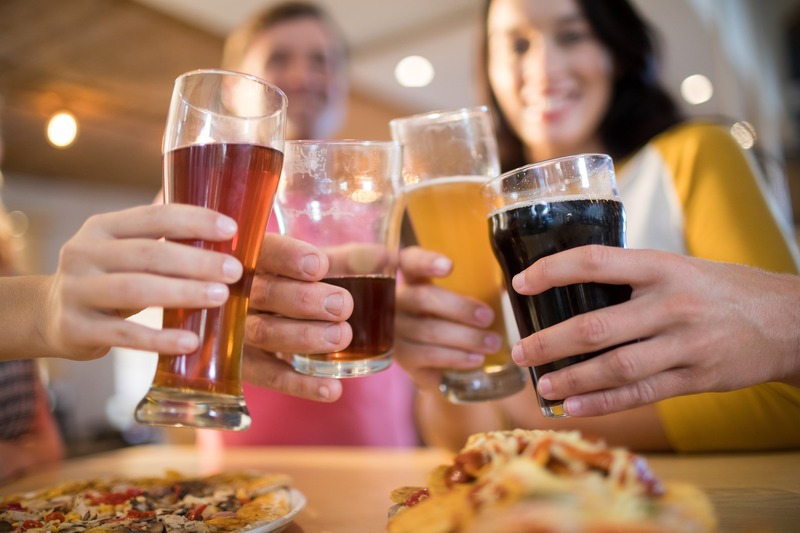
394;55;435;88
46;111;79;148
680;74;713;105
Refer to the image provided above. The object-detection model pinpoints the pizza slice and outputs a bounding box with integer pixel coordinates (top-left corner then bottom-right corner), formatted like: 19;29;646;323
388;429;717;533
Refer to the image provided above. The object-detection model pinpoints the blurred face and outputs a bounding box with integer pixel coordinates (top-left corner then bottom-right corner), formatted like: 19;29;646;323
238;17;348;140
487;0;613;160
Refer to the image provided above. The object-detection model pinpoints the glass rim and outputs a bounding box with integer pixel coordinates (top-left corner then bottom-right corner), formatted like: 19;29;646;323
388;105;490;128
484;153;612;186
177;68;286;96
174;68;288;120
284;139;400;149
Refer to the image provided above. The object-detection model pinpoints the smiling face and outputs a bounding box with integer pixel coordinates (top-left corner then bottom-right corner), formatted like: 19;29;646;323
487;0;613;161
237;16;348;140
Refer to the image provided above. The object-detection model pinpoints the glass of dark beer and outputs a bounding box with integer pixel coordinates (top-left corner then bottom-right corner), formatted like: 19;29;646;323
134;69;287;431
482;154;632;418
273;140;404;378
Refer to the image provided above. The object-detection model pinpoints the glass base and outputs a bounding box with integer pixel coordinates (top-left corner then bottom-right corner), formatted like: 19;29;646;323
291;353;393;378
440;364;527;403
134;387;251;431
539;400;568;418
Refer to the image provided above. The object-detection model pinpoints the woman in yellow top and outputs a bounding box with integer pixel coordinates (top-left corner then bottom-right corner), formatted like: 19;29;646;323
394;0;800;452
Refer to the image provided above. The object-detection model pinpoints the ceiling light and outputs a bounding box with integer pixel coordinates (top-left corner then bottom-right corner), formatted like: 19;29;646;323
394;56;435;88
46;111;79;148
680;74;713;105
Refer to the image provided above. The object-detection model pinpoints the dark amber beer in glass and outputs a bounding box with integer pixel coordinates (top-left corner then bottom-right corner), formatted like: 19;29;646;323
154;143;283;396
135;69;287;430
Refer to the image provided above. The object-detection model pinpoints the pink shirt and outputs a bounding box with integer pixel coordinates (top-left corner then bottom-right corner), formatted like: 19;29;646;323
199;363;418;448
197;216;420;449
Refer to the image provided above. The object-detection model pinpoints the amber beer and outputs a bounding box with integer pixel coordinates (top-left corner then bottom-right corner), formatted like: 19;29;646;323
405;177;513;372
142;143;282;423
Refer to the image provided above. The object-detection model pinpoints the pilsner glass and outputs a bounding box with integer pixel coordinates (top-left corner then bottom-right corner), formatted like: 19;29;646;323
135;69;287;430
483;154;632;418
390;106;526;403
273;140;404;378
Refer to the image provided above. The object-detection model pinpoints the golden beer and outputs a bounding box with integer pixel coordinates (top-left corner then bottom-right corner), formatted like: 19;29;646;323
404;176;510;368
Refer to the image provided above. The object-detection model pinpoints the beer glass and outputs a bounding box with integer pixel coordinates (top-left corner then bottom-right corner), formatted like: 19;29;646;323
135;69;287;431
274;140;404;378
482;154;632;418
390;107;526;403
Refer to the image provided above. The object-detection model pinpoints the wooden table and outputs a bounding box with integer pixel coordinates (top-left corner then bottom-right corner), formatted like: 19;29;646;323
2;445;799;532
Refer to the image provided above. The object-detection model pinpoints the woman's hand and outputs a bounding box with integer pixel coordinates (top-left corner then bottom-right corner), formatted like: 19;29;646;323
393;246;504;393
510;245;800;416
38;203;244;361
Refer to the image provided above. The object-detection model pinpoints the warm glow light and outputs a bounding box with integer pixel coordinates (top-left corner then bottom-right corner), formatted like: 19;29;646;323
730;121;756;150
680;74;713;105
47;111;79;147
394;55;435;88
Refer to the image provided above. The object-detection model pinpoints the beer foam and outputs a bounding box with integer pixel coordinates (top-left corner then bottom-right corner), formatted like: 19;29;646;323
488;194;620;218
403;175;490;192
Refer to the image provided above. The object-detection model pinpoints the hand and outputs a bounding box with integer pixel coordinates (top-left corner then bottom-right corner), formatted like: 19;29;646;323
394;246;504;393
510;245;800;416
242;233;355;402
42;204;243;360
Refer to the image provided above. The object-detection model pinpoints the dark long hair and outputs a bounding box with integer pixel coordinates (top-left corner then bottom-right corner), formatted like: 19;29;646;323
479;0;684;171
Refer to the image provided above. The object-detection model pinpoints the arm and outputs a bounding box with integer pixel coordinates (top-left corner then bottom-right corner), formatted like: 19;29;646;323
510;246;800;416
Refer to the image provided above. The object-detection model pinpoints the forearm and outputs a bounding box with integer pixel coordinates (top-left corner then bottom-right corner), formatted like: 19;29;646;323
415;390;505;452
0;276;54;361
766;271;800;387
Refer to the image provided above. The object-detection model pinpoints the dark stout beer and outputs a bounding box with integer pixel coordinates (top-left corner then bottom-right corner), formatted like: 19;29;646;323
489;197;632;412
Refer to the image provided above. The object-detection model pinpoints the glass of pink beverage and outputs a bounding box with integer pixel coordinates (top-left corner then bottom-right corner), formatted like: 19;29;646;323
135;69;287;431
273;140;404;378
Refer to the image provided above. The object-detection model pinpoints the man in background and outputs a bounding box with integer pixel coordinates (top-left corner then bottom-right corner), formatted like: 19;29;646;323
197;2;420;449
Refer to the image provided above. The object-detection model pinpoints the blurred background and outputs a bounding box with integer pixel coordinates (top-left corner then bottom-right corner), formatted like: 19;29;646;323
1;0;799;455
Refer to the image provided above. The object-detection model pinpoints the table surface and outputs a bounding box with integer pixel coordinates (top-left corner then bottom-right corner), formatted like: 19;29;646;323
2;445;799;533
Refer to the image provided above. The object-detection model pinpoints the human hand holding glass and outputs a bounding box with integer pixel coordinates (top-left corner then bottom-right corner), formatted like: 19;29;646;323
273;140;403;378
482;153;632;418
390;107;525;403
135;69;287;431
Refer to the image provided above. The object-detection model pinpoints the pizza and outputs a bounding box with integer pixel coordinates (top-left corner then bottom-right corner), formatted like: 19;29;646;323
0;470;299;533
388;429;718;533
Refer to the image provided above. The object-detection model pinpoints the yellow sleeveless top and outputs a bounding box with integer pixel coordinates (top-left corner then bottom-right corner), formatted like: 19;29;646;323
617;121;800;452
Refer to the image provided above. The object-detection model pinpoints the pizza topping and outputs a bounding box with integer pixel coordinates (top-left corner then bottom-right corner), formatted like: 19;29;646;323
388;429;717;533
402;489;429;508
0;471;296;533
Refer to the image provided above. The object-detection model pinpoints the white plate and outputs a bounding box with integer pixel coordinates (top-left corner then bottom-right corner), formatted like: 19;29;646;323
242;488;307;533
